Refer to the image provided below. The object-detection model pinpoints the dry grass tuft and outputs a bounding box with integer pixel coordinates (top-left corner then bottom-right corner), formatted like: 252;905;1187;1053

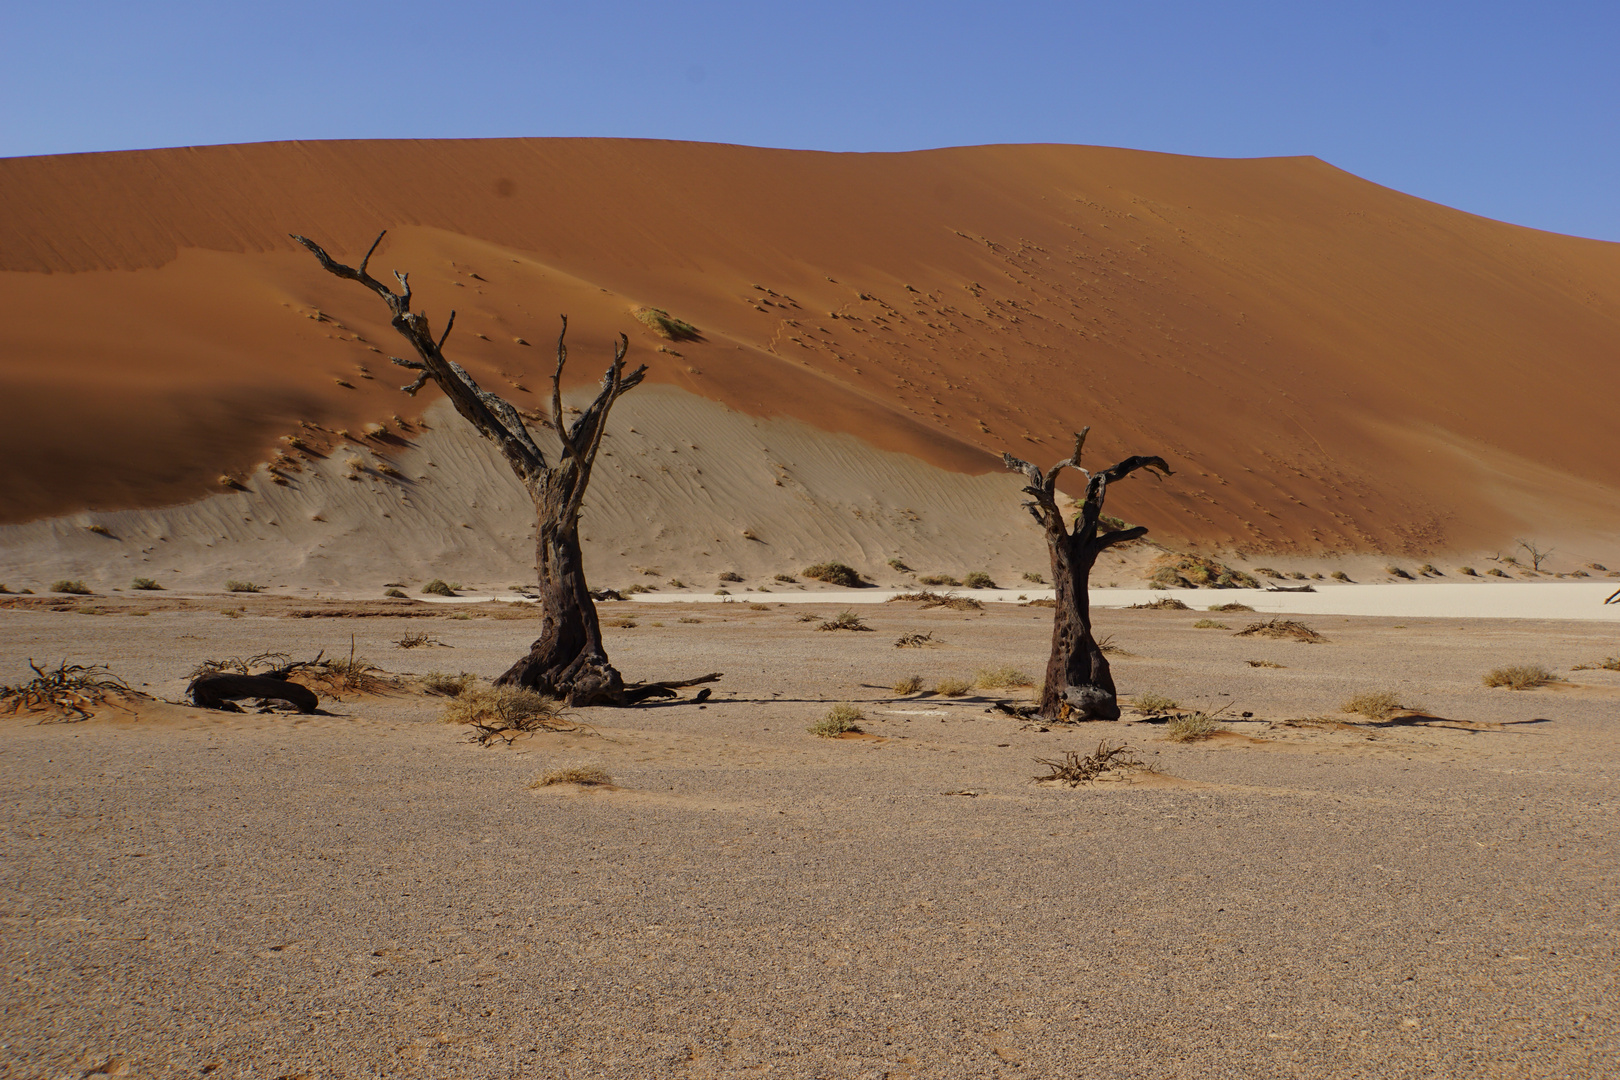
1022;571;1046;584
530;764;612;788
892;674;924;694
633;306;701;341
1;659;132;722
442;684;577;744
811;703;864;737
774;573;797;583
803;562;862;587
1235;618;1327;643
421;579;457;596
1034;741;1148;786
604;618;638;629
1133;691;1179;714
933;677;972;697
1482;664;1557;690
1330;570;1352;582
395;631;447;649
51;580;92;595
1341;690;1404;720
817;610;871;632
718;571;744;582
1208;602;1253;612
1165;712;1223;741
974;666;1034;689
225;580;265;593
1486;567;1510;578
384;588;408;598
1245;659;1285;668
962;571;997;589
1192;619;1228;629
918;573;962;587
889;590;982;611
1130;595;1190;610
130;577;163;591
1149;554;1258;590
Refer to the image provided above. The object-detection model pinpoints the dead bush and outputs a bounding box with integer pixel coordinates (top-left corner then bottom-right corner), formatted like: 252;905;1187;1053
888;590;982;611
395;631;448;649
1130;595;1190;610
803;562;862;587
933;677;971;697
1034;741;1148;786
817;610;871;632
530;764;612;788
1208;602;1253;612
1235;619;1326;643
1;660;132;722
442;684;580;745
1482;664;1556;690
1340;690;1404;720
892;674;924;694
894;631;939;648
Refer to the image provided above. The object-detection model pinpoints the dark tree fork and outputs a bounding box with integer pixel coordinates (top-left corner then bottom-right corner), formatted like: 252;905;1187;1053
293;231;719;705
1003;429;1171;721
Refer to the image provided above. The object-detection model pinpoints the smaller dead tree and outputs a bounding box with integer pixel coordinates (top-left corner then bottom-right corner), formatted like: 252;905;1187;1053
1004;429;1170;721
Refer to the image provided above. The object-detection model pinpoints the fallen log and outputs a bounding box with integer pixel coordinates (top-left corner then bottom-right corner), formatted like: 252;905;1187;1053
188;673;319;714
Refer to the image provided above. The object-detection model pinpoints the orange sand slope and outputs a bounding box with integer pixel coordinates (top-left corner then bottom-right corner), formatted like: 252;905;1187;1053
2;138;1618;554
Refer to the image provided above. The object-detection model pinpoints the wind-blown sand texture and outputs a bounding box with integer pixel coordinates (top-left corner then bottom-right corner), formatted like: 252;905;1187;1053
2;600;1616;1077
3;138;1620;563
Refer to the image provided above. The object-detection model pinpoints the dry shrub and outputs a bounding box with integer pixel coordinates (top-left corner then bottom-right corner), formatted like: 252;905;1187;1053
1330;570;1352;582
442;684;577;744
775;573;797;583
1254;567;1283;579
1235;619;1326;643
225;580;265;593
1570;657;1620;672
894;631;939;648
887;558;912;573
817;610;871;632
889;590;982;611
484;603;539;620
1482;664;1556;690
678;616;703;624
395;631;447;649
51;580;91;595
1131;595;1190;610
421;579;457;596
892;674;924;694
974;666;1033;689
918;573;962;587
962;572;997;589
623;583;652;595
1341;690;1403;720
1166;712;1223;742
933;677;972;697
803;562;861;587
1192;619;1227;629
1459;567;1478;577
1386;566;1414;580
633;306;701;341
1022;598;1056;608
1133;691;1179;714
1486;568;1510;578
384;588;408;598
1022;571;1046;584
530;764;612;788
131;577;163;591
811;703;864;737
1245;659;1285;668
421;670;475;696
718;571;744;582
604;618;638;629
1;660;131;722
309;654;392;695
1208;602;1253;612
1034;741;1148;786
1149;554;1258;590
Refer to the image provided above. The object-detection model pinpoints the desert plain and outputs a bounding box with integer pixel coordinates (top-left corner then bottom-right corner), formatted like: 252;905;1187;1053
2;591;1618;1078
3;136;1620;1078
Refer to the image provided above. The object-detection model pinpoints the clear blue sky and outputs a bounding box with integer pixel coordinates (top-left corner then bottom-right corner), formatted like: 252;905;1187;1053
5;1;1616;241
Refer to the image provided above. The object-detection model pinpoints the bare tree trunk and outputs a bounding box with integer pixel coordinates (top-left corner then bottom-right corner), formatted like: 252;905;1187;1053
293;231;716;706
1005;430;1170;721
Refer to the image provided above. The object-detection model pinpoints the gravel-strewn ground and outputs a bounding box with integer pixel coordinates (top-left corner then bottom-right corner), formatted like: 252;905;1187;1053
3;600;1616;1078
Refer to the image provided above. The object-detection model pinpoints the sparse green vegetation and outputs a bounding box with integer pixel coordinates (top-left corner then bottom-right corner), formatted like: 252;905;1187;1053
811;703;864;737
962;571;997;589
1483;664;1556;690
131;578;163;591
51;580;91;595
803;562;861;587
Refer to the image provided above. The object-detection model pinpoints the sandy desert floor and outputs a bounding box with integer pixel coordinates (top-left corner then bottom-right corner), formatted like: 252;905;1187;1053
2;596;1617;1078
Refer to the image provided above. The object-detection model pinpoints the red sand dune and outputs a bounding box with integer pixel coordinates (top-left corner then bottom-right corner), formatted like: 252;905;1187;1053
2;138;1618;554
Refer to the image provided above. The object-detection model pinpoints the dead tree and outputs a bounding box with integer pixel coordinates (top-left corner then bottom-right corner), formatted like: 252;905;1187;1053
293;232;718;705
1004;429;1171;721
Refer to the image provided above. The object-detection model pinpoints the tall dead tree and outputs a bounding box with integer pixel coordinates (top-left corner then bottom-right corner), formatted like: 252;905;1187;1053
293;232;717;705
1004;429;1171;721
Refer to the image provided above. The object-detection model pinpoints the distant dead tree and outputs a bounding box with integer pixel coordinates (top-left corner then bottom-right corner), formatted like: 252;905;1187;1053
293;232;718;705
1003;429;1170;721
1515;537;1554;572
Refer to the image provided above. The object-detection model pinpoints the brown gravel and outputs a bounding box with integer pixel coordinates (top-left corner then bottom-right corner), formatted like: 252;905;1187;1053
3;603;1617;1077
